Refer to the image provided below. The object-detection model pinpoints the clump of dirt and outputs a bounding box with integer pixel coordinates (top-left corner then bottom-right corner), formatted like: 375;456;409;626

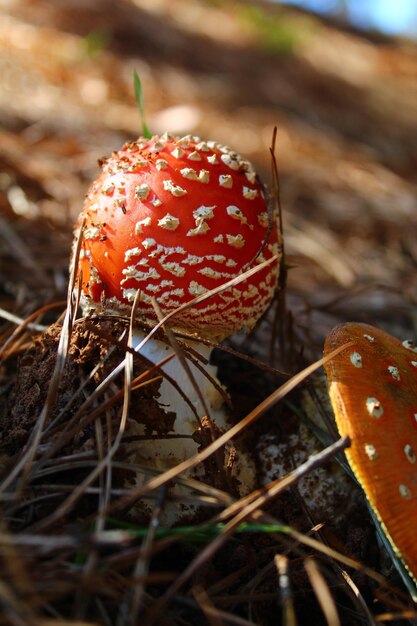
1;317;175;456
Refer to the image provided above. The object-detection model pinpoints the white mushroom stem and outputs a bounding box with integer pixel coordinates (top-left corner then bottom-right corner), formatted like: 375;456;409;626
125;329;256;525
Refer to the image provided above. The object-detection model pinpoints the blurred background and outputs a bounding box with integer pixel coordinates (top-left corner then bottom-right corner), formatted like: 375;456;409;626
284;0;417;37
1;0;416;356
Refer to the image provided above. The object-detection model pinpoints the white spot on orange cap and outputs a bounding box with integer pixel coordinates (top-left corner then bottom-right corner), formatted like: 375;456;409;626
207;154;219;164
84;226;101;240
363;334;376;343
176;137;191;148
226;205;248;225
135;183;150;200
135;217;152;234
198;267;225;280
150;196;162;207
199;170;210;184
366;397;384;418
163;180;187;197
196;141;210;152
180;168;198;180
221;153;239;170
122;287;139;302
350;352;362;368
145;283;163;293
183;254;203;266
161;262;185;277
187;220;210;237
102;182;115;195
124;247;142;262
188;151;202;161
156;159;168;171
160;132;174;142
399;484;411;499
388;365;401;381
242;186;259;200
226;234;245;249
170;287;185;297
121;266;160;283
403;339;417;352
364;444;378;461
171;147;184;158
219;174;233;188
158;214;180;231
193;205;215;221
142;238;157;250
188;281;207;296
404;444;416;464
257;212;269;228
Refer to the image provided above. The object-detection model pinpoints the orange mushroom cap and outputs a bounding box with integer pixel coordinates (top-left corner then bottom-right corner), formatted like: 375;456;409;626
324;322;417;585
74;134;281;340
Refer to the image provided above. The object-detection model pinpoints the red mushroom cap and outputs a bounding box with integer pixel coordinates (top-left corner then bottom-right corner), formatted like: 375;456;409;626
324;322;417;584
75;134;281;339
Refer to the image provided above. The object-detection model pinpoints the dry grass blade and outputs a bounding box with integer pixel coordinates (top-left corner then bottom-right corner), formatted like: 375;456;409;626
274;555;297;626
175;333;289;379
151;297;209;426
192;585;225;626
340;570;378;626
72;406;111;619
178;340;232;409
0;300;66;360
281;528;388;588
0;308;45;332
122;489;167;626
304;557;341;626
0;579;37;626
375;610;417;622
193;585;260;626
0;520;40;622
269;125;289;367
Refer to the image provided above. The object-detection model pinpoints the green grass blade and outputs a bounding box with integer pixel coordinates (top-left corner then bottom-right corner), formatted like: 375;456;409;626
133;70;152;139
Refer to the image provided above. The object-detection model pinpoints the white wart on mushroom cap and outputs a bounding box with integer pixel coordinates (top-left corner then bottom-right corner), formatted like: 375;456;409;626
76;133;281;340
324;322;417;586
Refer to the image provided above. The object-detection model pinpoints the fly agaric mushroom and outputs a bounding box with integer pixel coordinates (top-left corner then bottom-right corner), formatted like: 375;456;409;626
74;133;281;523
324;322;417;588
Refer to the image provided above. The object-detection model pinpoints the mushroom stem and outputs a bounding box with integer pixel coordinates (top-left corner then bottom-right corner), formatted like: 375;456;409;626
134;330;224;422
125;328;256;524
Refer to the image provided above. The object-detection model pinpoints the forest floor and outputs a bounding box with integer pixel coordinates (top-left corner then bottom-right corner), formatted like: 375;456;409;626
1;1;417;624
